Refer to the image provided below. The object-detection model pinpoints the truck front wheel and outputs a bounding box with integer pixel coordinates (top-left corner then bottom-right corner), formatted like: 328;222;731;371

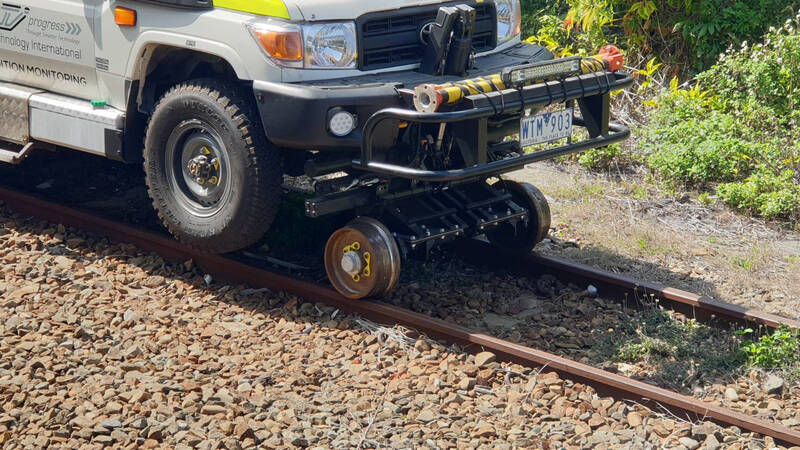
144;79;281;254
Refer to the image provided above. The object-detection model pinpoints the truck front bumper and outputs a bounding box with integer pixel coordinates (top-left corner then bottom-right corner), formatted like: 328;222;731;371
355;71;633;182
252;43;555;152
252;42;634;184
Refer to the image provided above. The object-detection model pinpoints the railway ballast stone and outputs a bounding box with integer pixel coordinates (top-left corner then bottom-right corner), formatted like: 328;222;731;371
474;351;496;367
724;387;739;402
0;210;789;448
626;411;643;427
764;374;786;395
703;434;722;450
679;436;701;449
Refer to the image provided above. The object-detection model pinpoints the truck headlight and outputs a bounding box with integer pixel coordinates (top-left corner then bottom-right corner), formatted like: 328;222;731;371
495;0;521;44
304;23;357;69
249;20;357;69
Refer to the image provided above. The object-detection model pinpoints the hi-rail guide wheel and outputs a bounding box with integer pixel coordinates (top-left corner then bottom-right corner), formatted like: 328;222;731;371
486;180;552;254
324;217;401;300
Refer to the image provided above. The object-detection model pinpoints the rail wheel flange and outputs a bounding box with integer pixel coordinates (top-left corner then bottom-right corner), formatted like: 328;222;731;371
324;217;401;300
486;180;551;254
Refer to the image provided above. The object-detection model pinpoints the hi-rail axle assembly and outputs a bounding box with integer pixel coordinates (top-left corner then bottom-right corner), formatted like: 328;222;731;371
312;39;632;298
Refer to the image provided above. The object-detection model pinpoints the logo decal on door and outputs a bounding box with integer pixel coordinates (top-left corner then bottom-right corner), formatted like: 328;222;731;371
0;3;29;32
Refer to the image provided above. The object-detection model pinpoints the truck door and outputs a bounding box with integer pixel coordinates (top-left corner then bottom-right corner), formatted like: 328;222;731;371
0;0;100;99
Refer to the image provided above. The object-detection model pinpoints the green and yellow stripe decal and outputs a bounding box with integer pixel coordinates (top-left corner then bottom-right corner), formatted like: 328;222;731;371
213;0;290;19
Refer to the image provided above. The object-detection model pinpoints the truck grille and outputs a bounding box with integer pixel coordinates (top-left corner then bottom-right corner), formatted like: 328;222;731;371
358;3;497;71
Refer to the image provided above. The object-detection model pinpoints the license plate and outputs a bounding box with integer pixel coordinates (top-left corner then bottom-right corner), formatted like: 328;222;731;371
520;108;574;147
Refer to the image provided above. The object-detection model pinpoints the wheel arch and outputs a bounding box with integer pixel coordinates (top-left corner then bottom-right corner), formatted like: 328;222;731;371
130;40;250;115
120;40;254;163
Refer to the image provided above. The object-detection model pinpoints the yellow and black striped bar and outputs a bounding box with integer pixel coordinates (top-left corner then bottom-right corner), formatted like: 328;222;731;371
413;45;623;113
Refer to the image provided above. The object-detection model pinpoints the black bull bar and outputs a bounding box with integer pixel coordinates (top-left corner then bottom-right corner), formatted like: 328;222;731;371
353;71;634;183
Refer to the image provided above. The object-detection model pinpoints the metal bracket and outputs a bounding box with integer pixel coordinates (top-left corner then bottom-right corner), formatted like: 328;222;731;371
0;142;35;165
578;93;610;137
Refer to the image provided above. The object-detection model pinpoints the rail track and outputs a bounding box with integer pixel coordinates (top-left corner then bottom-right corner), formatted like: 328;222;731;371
457;241;800;332
1;186;799;446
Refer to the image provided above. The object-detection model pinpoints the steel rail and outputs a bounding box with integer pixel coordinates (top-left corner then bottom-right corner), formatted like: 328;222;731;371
1;186;799;445
456;240;800;331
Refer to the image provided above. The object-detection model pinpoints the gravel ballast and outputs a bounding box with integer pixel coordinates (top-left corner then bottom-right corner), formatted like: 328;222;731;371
0;209;786;448
391;256;800;438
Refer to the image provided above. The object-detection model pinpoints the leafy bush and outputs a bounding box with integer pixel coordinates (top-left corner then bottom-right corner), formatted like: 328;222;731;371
644;101;770;187
578;144;621;170
640;18;800;222
576;143;645;171
699;17;800;124
739;326;800;369
718;171;800;219
523;0;800;73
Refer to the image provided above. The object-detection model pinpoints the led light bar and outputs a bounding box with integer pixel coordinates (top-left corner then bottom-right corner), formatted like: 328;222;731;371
501;56;582;87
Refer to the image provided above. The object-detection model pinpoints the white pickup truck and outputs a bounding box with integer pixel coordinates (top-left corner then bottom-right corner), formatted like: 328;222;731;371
0;0;632;298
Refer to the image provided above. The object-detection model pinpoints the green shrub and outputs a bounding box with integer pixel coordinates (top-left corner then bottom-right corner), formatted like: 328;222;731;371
640;19;800;223
699;16;800;123
644;109;769;187
717;170;800;219
739;326;800;369
578;144;623;170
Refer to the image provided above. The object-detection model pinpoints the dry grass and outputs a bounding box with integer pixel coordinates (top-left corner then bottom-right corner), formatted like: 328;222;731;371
507;162;800;319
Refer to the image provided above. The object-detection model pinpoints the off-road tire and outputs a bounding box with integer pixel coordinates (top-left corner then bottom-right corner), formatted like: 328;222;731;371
144;79;281;254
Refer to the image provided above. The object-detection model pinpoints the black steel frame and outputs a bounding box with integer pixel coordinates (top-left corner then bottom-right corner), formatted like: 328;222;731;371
354;71;634;183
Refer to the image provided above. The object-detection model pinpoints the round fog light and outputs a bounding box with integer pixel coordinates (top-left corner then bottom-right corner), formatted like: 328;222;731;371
328;108;358;137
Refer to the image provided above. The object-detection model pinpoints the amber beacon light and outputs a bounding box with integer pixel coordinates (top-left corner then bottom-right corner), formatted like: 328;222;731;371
114;7;137;27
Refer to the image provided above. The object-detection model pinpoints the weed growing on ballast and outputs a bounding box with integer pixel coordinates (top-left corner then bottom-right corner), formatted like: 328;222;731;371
738;326;800;370
589;301;746;392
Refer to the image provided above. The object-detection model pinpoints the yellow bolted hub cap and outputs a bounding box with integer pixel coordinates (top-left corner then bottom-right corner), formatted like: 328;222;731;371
340;241;371;283
324;218;401;300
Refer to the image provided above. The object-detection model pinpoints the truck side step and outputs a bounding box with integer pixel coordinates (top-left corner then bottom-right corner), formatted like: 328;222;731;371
0;82;43;145
0;142;34;165
29;93;125;157
0;81;125;158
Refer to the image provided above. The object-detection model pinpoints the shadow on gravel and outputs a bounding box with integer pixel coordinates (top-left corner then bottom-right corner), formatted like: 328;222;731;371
0;150;339;271
1;148;753;397
387;252;749;395
0;151;157;227
540;241;727;305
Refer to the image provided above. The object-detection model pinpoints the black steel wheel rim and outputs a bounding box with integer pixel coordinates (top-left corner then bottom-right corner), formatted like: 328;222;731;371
164;119;233;218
